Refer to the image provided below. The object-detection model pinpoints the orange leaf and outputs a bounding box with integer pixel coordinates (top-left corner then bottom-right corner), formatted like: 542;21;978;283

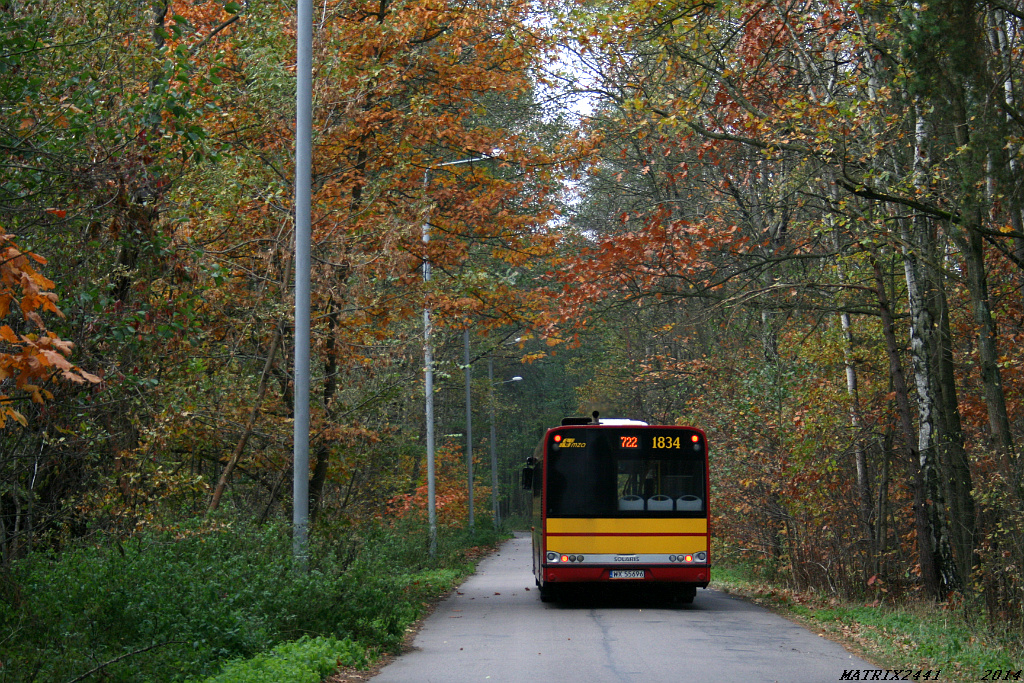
78;369;102;383
40;349;73;370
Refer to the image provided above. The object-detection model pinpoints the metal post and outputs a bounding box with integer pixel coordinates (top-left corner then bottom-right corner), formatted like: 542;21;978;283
422;156;489;556
422;171;437;557
488;359;498;529
293;0;312;567
464;329;474;531
487;365;522;530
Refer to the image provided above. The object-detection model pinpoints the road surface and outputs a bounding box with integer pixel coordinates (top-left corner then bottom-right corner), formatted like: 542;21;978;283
370;533;876;682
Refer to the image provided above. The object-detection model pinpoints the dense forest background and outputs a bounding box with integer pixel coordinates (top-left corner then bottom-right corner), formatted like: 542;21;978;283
3;0;1023;633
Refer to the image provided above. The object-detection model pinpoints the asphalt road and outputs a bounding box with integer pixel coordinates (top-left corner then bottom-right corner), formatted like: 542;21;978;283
370;532;876;683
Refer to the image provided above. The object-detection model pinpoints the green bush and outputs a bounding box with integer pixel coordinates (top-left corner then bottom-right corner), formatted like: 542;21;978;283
0;518;496;682
2;522;341;681
199;636;367;683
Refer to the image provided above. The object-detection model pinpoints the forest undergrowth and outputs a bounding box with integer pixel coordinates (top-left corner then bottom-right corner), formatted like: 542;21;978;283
0;517;504;683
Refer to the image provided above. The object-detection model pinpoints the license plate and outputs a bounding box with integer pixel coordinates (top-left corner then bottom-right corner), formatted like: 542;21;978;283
610;569;645;579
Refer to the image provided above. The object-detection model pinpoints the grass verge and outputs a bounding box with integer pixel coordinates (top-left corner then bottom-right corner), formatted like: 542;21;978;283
711;565;1024;682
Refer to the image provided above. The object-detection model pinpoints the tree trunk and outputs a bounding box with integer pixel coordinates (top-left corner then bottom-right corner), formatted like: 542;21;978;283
309;300;341;525
841;309;875;558
962;213;1015;455
901;209;960;594
931;271;976;589
869;251;942;597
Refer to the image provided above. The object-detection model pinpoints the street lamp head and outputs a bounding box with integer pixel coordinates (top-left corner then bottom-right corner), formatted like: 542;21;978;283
511;376;523;381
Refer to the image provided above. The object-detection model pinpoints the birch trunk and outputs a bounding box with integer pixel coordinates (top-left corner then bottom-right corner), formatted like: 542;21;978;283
870;252;941;597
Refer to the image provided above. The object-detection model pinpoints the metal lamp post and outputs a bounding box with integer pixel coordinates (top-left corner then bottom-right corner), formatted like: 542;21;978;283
423;156;489;556
464;330;474;531
488;360;521;529
293;0;312;567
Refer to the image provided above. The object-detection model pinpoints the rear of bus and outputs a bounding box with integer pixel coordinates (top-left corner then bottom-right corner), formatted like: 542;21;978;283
524;419;709;603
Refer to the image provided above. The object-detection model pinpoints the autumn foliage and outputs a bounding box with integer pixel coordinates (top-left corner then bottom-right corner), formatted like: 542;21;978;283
385;443;490;527
2;0;1024;633
0;234;98;428
539;0;1024;625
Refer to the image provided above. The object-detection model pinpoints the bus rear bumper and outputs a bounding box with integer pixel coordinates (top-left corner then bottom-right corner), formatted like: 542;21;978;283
543;565;709;586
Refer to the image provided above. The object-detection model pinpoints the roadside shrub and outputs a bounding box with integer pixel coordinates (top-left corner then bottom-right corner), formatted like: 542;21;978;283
0;517;497;682
1;521;351;681
198;636;367;683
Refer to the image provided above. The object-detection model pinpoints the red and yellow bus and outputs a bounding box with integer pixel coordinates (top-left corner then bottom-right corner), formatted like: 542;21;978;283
523;415;710;603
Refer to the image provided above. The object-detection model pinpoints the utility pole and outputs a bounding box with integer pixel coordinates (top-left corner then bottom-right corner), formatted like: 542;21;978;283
423;155;489;556
293;0;312;567
488;358;521;529
465;329;474;531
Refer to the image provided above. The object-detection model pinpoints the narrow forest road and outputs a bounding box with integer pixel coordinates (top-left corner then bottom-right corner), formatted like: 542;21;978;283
368;532;877;682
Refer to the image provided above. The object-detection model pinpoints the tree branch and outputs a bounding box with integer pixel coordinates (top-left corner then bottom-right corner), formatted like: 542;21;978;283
834;177;959;222
64;641;183;683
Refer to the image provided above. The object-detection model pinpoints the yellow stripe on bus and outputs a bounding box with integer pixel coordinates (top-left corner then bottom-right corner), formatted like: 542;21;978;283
544;518;708;554
546;518;707;534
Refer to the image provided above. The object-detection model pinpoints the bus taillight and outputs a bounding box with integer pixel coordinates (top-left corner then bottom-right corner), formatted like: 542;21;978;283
669;552;707;564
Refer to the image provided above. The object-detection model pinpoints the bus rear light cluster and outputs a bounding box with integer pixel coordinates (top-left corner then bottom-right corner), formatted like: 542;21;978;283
546;551;585;563
669;552;707;563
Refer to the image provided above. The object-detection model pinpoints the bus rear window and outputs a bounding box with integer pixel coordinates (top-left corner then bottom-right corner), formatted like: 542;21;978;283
545;427;706;517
